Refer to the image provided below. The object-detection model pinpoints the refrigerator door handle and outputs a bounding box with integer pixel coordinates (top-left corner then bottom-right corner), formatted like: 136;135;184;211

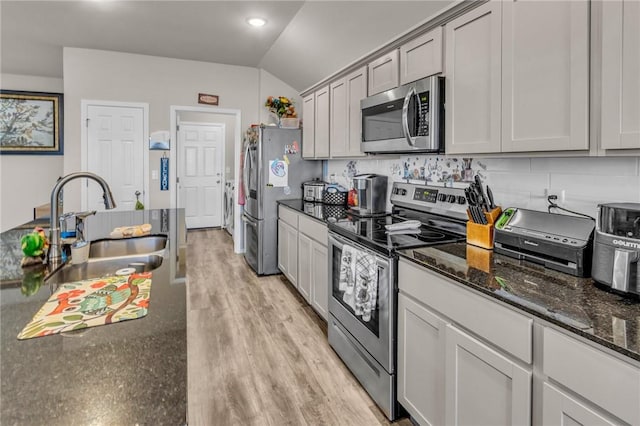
243;143;250;201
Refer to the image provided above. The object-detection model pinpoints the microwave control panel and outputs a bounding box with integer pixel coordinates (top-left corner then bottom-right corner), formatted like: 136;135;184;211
417;91;430;136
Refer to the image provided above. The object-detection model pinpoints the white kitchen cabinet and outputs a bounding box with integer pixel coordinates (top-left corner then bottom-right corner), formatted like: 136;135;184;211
329;78;348;157
314;85;330;158
297;232;313;302
302;86;330;159
501;0;589;152
445;324;532;426
309;242;328;320
302;93;315;158
543;327;640;425
445;1;502;155
368;50;399;96
542;382;618;426
330;66;367;158
277;219;298;287
445;0;589;155
398;293;447;426
298;214;328;321
601;0;640;150
400;26;443;85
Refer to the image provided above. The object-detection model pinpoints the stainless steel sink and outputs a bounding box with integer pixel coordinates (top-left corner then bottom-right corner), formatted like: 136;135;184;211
45;254;163;285
89;235;168;258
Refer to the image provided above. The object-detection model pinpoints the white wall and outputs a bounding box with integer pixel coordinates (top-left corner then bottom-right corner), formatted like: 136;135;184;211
326;155;640;218
62;47;262;211
0;74;64;231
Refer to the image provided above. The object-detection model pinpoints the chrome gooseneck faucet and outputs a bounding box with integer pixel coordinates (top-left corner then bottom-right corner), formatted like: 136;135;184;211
48;172;117;269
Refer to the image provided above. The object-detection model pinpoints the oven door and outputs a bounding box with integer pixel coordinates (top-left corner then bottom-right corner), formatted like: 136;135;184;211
328;232;394;373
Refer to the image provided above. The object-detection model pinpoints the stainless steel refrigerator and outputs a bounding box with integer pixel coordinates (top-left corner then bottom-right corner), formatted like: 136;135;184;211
242;126;321;275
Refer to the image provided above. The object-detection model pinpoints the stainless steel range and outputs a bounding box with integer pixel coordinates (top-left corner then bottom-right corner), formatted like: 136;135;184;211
327;182;468;420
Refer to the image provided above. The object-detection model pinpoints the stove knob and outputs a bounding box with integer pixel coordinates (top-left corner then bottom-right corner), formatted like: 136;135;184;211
437;193;447;202
457;196;466;205
447;195;457;203
401;189;407;196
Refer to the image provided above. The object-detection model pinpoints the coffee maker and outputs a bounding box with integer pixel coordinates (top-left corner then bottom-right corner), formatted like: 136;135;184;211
350;174;388;216
592;203;640;296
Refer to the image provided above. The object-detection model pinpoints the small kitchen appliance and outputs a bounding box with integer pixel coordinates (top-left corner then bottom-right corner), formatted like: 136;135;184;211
592;203;640;296
302;179;326;203
328;182;468;420
350;174;388;216
494;208;595;277
360;75;444;154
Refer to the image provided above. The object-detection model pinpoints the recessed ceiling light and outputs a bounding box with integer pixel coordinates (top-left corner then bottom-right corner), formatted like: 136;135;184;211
247;17;267;27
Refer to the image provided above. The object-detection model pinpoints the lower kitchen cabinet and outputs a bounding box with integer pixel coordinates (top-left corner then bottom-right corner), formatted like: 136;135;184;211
278;206;329;321
445;324;531;426
398;293;446;426
542;382;617;426
277;219;298;286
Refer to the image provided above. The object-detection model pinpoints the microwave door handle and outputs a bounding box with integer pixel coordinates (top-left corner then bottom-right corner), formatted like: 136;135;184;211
402;87;417;147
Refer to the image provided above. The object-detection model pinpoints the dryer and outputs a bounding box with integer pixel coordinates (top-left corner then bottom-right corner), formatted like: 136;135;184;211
224;180;235;235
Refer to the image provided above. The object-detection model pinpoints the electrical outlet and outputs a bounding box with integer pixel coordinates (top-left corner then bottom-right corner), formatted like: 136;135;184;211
560;190;566;203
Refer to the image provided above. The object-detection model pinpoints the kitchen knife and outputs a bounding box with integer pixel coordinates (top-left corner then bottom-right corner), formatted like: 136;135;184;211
486;186;496;209
474;175;490;211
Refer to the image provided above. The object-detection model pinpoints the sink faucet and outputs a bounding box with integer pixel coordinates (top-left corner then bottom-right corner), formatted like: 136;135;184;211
48;172;117;269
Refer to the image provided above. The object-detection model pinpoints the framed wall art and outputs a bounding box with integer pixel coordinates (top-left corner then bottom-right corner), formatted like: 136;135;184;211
0;90;63;155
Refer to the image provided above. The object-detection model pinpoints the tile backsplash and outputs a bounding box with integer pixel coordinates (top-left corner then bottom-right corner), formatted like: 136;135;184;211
325;156;640;217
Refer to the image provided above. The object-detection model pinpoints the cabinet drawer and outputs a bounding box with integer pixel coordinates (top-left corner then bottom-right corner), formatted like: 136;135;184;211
399;259;532;364
543;327;640;425
278;206;298;228
298;214;327;245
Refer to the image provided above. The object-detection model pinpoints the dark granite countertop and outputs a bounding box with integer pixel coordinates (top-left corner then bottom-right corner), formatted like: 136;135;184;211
0;209;188;425
398;243;640;363
277;199;349;225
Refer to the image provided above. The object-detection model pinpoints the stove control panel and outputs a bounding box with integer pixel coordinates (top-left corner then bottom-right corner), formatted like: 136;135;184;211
391;182;469;221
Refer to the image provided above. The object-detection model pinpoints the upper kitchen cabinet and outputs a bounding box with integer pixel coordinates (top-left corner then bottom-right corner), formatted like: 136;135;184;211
400;26;444;85
330;66;367;158
445;1;502;155
601;0;640;150
368;50;399;95
501;0;589;153
302;86;330;159
446;0;589;155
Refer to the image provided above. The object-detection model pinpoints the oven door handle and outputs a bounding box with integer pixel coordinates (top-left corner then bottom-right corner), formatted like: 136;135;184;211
402;86;418;147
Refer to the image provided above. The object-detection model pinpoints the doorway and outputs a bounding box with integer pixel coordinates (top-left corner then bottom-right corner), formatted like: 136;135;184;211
81;101;149;211
170;106;243;252
178;122;225;229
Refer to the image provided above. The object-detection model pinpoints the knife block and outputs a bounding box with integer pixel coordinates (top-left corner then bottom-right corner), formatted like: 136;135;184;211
466;206;502;250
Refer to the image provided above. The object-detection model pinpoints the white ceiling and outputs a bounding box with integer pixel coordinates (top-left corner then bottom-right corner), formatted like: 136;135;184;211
1;1;454;92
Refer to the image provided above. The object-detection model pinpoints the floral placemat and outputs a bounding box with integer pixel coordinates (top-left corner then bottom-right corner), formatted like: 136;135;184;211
18;272;152;340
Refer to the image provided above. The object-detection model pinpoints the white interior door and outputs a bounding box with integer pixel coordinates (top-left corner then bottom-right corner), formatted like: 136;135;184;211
86;105;145;211
178;123;224;229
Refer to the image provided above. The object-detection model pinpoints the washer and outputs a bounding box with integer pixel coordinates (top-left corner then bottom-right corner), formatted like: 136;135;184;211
224;180;235;235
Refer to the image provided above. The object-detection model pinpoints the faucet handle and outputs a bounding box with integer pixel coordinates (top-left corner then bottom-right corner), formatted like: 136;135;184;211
74;210;96;242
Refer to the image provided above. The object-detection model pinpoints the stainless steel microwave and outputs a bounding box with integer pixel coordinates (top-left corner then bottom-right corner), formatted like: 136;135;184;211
360;75;444;154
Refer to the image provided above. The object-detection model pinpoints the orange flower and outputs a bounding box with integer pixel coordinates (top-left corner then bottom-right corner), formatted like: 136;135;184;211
90;281;107;289
56;289;85;301
136;299;150;309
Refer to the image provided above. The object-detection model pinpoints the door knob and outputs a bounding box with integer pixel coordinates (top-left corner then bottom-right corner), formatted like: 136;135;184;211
217;180;220;184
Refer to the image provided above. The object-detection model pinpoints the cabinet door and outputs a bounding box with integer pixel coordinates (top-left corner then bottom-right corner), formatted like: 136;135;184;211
445;324;532;426
501;0;589;152
286;222;298;286
398;293;446;426
329;78;348;158
542;382;618;426
302;93;315;158
601;0;640;150
297;232;312;302
400;26;443;85
445;1;502;155
346;66;367;157
368;50;399;95
310;241;328;321
314;86;330;158
277;219;288;276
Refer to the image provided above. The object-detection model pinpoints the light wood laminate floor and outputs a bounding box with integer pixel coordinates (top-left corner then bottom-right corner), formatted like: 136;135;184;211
186;229;412;426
